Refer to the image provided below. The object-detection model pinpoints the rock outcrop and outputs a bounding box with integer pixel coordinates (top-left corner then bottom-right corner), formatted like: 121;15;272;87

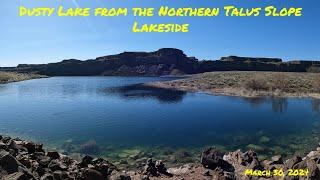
3;48;320;76
12;48;198;76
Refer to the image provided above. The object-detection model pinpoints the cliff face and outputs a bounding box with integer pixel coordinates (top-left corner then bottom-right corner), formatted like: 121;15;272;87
7;48;320;76
14;48;198;76
199;56;320;73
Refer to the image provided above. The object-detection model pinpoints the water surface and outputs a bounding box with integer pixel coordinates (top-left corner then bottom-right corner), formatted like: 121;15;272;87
0;77;319;167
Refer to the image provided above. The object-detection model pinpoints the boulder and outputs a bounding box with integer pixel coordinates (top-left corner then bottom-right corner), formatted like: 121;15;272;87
0;150;19;173
2;136;11;144
47;151;60;160
200;147;221;169
24;142;36;154
7;140;19;153
83;168;104;180
200;147;234;172
155;160;167;174
35;144;45;153
284;155;302;170
143;158;158;176
243;150;258;164
80;155;93;167
0;142;7;150
48;160;67;171
307;159;320;179
38;156;52;167
53;170;73;180
17;156;32;168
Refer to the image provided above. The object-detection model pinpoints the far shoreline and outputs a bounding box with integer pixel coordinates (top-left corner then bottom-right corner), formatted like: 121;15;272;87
2;71;320;99
0;71;48;84
146;71;320;99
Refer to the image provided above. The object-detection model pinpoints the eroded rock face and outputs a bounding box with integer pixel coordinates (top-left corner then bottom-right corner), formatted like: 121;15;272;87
9;48;320;77
14;48;198;76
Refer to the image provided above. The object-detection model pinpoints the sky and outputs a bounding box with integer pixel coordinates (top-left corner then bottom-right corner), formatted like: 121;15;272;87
0;0;319;67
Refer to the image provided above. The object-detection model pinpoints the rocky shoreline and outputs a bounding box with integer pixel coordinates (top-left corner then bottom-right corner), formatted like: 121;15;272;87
1;135;320;179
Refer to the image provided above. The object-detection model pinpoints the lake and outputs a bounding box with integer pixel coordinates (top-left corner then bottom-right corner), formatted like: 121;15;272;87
0;77;320;168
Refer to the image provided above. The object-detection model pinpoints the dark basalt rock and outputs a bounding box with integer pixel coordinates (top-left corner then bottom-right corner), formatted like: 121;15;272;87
17;156;32;168
201;147;234;172
48;160;68;171
2;136;11;144
0;152;19;173
52;170;73;180
46;151;60;160
92;159;117;178
83;168;104;180
220;56;282;63
7;140;19;153
38;156;51;167
24;142;36;154
0;142;8;151
143;158;158;176
142;158;172;177
201;147;221;169
155;160;167;174
243;149;258;165
80;155;93;167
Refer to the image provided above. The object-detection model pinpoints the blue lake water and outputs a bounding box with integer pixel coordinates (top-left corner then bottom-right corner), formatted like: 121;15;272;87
0;77;320;166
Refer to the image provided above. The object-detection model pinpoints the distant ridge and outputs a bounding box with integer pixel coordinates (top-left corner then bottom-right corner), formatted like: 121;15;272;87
1;48;320;76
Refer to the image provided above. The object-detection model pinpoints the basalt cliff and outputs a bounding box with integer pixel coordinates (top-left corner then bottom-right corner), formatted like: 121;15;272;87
2;48;320;76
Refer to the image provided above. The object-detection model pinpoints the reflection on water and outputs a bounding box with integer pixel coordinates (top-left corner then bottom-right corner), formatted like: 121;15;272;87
0;77;320;168
104;84;186;103
242;97;267;108
242;97;288;113
271;98;288;113
312;99;320;114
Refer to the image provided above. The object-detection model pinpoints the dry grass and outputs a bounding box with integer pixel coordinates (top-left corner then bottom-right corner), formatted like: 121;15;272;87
245;74;269;91
0;71;45;84
313;75;320;93
149;71;320;98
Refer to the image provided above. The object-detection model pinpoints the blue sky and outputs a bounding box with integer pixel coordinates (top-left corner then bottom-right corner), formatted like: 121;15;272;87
0;0;319;67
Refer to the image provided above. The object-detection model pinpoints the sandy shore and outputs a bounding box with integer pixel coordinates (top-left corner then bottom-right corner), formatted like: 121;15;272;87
0;72;47;84
148;71;320;99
